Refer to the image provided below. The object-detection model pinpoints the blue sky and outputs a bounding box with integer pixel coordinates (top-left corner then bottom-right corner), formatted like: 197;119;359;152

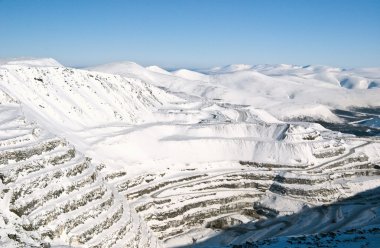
0;0;379;68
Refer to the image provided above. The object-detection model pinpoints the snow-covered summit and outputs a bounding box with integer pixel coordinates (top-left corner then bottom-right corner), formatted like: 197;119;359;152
204;64;253;74
0;57;63;67
146;65;172;75
171;68;209;81
88;61;148;77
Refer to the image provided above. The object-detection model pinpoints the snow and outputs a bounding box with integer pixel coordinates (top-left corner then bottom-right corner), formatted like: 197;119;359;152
203;64;254;74
89;62;380;122
0;58;63;67
146;65;172;75
0;64;180;130
1;58;380;247
171;69;209;82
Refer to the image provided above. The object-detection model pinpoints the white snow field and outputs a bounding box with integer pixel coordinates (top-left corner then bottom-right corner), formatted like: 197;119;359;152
0;58;380;247
89;62;380;123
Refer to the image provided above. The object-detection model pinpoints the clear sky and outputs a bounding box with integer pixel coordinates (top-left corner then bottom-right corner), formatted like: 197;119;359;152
0;0;379;68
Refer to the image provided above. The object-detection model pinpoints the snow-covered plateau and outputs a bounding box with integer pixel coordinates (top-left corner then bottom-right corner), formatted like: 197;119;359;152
0;58;380;247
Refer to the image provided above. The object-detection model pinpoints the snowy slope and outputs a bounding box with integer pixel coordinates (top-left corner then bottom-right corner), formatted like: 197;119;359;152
1;58;380;248
171;69;209;82
89;62;380;123
0;60;180;131
146;65;172;75
0;102;161;248
0;58;63;67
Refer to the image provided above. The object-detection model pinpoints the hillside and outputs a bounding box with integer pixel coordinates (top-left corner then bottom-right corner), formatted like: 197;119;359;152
89;62;380;123
0;91;160;247
0;59;379;247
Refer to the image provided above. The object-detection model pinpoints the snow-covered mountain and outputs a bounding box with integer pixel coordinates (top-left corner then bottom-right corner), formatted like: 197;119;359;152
1;58;380;247
89;62;380;123
0;58;63;68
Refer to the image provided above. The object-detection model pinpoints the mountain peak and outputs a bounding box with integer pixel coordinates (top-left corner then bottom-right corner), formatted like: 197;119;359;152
0;57;63;67
146;65;171;75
